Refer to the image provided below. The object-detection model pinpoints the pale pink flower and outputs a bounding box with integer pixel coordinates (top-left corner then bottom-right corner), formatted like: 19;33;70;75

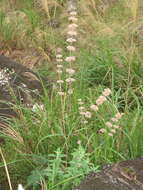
65;56;76;62
67;45;76;51
68;16;78;22
84;111;92;118
56;69;63;73
67;31;77;36
96;96;107;105
110;129;116;133
66;68;75;75
56;48;62;53
57;91;65;96
56;54;63;58
77;140;81;144
79;106;85;110
57;80;64;84
69;11;77;16
115;112;123;119
106;122;112;128
102;88;112;97
56;59;63;62
66;38;77;43
113;125;120;129
98;128;106;134
111;117;118;122
57;65;63;68
68;88;73;94
80;111;86;115
90;104;99;111
82;120;88;124
68;23;78;29
65;78;76;83
108;133;113;137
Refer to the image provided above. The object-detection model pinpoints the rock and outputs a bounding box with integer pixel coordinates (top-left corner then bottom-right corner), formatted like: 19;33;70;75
75;157;143;190
0;55;47;122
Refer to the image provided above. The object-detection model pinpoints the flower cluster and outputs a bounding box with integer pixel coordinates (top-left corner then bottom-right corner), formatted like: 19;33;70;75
56;4;78;96
0;67;14;86
98;112;124;136
78;88;112;124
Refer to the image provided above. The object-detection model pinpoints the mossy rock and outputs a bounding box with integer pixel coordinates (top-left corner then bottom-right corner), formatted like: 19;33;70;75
75;157;143;190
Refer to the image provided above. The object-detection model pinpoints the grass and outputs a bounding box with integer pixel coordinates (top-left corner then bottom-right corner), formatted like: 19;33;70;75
0;0;143;189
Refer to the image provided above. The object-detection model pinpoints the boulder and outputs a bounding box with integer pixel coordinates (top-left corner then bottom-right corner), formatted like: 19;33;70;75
75;157;143;190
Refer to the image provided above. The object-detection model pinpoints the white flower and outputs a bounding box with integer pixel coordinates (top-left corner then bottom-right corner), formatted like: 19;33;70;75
110;129;116;133
98;128;106;134
80;111;86;115
56;58;63;62
68;16;78;22
79;106;85;110
65;78;76;83
66;68;75;75
68;88;73;94
106;122;112;128
32;103;44;112
67;45;76;51
67;31;77;36
65;56;76;62
90;104;99;111
108;133;113;136
66;38;77;43
115;112;123;119
57;80;64;84
111;117;118;122
56;69;63;73
68;23;78;29
113;125;120;129
58;91;65;96
18;184;25;190
57;64;63;68
56;54;63;58
84;111;92;118
69;11;77;16
96;96;107;105
102;88;112;97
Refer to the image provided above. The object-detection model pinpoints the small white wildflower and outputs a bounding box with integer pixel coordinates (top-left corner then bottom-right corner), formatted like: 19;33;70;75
98;128;106;134
56;48;62;53
18;184;25;190
66;78;76;83
67;45;76;51
57;80;64;84
67;31;77;36
111;117;118;122
56;54;63;58
77;140;81;144
32;103;44;112
90;104;99;111
56;69;63;73
84;111;92;118
102;88;112;97
115;112;123;119
79;112;86;115
68;23;78;29
66;38;77;43
65;56;76;62
56;58;63;62
68;88;73;94
57;91;65;96
110;129;116;133
106;122;113;128
79;106;85;110
66;68;75;75
68;16;78;22
96;96;107;105
69;11;77;16
113;125;120;129
82;120;88;124
108;133;113;137
57;65;63;68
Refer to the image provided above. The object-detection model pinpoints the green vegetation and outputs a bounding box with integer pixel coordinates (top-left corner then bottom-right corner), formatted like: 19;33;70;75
0;0;143;189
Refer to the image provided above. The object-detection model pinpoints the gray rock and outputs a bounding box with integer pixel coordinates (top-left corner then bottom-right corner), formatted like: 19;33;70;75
75;157;143;190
